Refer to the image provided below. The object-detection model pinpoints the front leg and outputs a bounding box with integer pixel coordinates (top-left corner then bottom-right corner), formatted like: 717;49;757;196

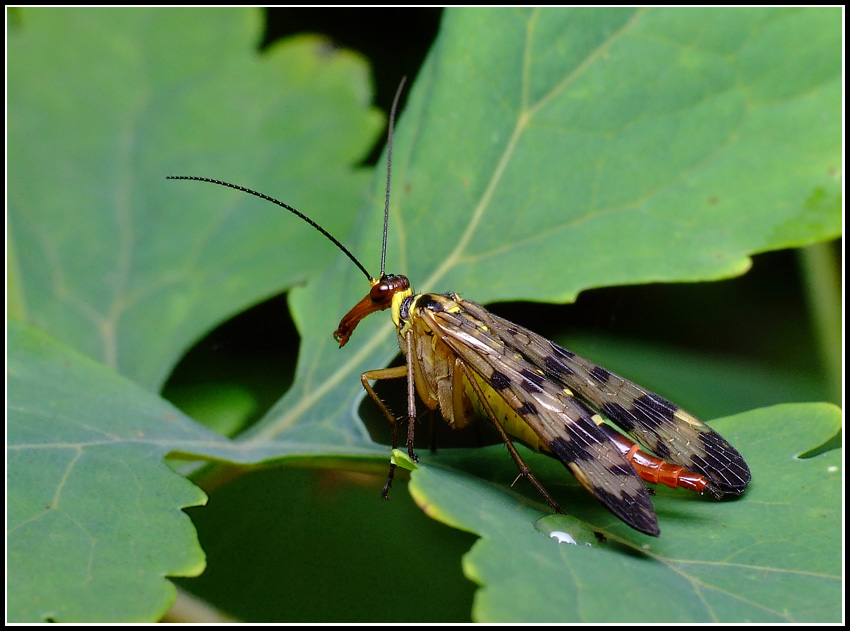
361;330;419;499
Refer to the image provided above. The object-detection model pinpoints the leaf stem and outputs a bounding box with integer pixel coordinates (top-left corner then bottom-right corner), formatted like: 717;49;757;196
797;241;841;404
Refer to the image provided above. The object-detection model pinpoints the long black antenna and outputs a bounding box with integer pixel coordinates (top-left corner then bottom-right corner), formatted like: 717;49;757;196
380;76;407;277
166;176;373;281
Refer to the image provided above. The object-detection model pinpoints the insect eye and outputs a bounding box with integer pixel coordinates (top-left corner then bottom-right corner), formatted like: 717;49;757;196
370;281;391;302
371;274;410;303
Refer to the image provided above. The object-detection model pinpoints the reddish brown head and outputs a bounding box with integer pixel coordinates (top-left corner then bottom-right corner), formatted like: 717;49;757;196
333;274;411;347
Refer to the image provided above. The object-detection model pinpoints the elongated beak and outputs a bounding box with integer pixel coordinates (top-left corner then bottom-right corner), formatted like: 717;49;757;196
333;274;411;347
334;290;388;347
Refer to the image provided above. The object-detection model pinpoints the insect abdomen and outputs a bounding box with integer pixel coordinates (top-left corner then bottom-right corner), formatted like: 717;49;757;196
463;372;550;451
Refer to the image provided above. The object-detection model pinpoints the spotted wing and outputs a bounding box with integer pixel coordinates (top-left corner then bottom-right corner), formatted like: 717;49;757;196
467;302;751;496
418;295;661;536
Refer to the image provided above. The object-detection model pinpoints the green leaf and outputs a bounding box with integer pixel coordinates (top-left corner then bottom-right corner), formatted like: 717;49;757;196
8;7;382;389
407;404;842;622
391;448;420;471
7;320;210;622
6;315;390;622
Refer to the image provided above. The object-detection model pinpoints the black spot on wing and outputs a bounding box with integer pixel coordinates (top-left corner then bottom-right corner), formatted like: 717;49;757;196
601;396;671;434
634;393;677;421
692;431;752;494
589;366;611;383
552;345;575;360
516;401;538;416
590;485;660;537
518;368;545;393
543;354;575;378
490;370;511;391
547;420;596;462
600;402;636;432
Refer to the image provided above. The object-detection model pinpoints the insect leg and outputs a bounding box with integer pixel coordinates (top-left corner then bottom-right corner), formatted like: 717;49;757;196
361;365;408;499
403;329;418;462
361;330;420;500
459;362;565;514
